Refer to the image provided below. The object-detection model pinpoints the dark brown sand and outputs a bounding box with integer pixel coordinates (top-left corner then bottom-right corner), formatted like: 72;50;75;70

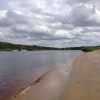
59;50;100;100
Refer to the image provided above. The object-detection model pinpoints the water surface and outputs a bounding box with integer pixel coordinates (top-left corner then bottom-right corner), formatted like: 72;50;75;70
0;50;82;100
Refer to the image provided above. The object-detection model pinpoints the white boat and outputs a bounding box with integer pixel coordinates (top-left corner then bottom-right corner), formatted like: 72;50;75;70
22;44;27;51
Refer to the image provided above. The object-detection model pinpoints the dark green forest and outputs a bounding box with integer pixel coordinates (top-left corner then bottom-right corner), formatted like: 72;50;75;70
0;41;83;51
0;42;59;51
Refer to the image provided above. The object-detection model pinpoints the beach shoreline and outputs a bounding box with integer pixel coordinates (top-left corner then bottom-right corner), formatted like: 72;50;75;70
59;50;100;100
12;62;73;100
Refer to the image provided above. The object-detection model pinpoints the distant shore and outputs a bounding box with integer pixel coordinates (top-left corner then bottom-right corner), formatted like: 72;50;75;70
59;50;100;100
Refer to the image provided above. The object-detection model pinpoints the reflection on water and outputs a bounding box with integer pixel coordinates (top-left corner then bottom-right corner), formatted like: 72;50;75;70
0;50;82;100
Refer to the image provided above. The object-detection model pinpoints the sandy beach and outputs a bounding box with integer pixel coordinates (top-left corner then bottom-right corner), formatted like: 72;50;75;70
59;50;100;100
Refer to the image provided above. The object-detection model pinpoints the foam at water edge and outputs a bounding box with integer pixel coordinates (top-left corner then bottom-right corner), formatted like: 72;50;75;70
10;86;32;100
10;70;53;100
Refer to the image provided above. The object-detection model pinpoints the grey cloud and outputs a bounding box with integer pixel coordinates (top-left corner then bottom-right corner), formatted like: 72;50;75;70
41;36;73;41
30;7;59;26
30;7;56;18
0;10;29;28
48;24;74;30
80;27;100;34
28;35;73;43
55;4;100;27
0;17;13;27
6;10;28;24
10;23;74;42
53;0;99;5
10;25;52;38
70;5;99;27
30;7;43;14
53;14;71;25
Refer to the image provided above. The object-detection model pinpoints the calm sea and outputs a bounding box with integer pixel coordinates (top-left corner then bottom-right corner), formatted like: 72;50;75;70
0;50;82;100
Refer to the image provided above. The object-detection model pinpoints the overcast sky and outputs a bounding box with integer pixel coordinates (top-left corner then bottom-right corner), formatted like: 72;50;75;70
0;0;100;47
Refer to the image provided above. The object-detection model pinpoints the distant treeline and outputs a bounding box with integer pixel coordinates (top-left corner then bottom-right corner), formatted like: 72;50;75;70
0;41;99;51
0;42;59;51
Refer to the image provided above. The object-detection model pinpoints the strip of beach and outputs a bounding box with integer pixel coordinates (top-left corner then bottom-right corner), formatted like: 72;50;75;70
59;50;100;100
14;50;100;100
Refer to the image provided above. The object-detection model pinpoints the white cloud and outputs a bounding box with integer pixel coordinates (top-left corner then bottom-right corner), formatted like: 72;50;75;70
0;0;100;47
8;0;47;10
0;10;7;18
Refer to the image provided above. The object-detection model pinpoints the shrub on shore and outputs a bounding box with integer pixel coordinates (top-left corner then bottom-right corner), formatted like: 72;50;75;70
81;46;100;52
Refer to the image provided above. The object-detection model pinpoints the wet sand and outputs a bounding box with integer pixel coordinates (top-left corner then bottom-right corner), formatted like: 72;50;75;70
15;63;72;100
59;50;100;100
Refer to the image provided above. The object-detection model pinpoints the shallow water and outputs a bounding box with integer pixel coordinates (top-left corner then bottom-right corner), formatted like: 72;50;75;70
0;50;82;100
